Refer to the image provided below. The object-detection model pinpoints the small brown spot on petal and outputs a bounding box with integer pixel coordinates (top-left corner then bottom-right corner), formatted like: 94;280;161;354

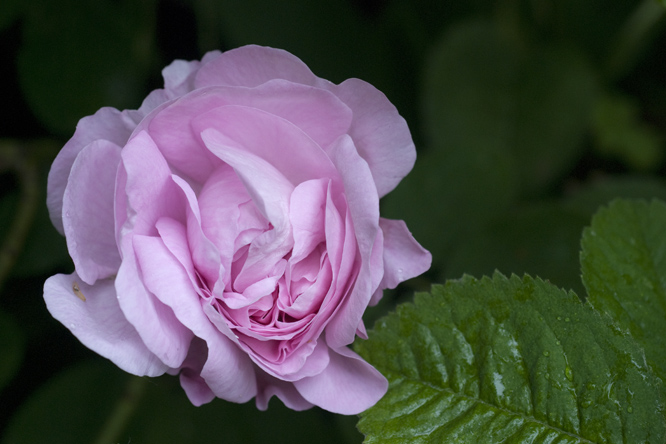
72;282;86;302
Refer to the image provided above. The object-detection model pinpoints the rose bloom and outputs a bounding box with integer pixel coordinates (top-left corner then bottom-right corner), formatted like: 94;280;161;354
44;45;431;414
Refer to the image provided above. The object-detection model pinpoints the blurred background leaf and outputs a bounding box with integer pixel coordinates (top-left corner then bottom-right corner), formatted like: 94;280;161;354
592;93;664;170
444;203;590;295
382;18;598;272
2;359;361;444
17;0;157;135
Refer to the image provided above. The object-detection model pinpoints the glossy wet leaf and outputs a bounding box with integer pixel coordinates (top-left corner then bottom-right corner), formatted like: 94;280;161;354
581;199;666;382
356;274;665;443
0;310;24;391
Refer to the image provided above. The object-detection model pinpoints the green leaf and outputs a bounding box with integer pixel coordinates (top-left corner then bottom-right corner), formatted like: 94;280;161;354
581;199;666;383
0;310;24;391
18;0;156;134
356;274;666;443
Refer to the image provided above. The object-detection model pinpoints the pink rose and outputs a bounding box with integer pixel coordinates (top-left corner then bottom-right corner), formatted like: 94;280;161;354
43;45;431;414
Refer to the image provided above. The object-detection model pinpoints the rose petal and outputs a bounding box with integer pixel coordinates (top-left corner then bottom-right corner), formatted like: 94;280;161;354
140;81;352;184
163;58;203;97
178;337;216;406
293;346;388;414
192;105;339;185
62;140;122;285
377;218;432;291
201;128;294;291
115;131;193;369
326;78;417;197
48;107;137;233
171;174;223;288
289;179;328;262
255;371;313;411
116;246;192;368
120;130;185;236
194;45;319;89
44;273;167;376
325;135;382;349
134;232;257;402
240;334;330;381
198;165;262;279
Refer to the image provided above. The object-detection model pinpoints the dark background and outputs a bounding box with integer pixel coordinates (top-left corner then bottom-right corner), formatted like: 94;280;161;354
1;0;665;442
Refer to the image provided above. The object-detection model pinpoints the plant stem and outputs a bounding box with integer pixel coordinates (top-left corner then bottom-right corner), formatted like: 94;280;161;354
92;375;147;444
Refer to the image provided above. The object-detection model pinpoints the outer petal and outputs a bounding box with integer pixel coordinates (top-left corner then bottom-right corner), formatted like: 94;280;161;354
194;45;319;89
62;140;122;285
377;218;432;290
116;248;192;369
327;78;416;197
162;58;203;97
293;346;388;414
325;135;382;349
120;131;186;236
116;131;193;368
255;371;314;411
178;337;216;406
134;232;257;402
47;107;137;233
44;273;167;376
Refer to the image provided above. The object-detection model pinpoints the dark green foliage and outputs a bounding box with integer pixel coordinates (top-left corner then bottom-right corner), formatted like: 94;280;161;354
357;274;666;443
582;199;666;383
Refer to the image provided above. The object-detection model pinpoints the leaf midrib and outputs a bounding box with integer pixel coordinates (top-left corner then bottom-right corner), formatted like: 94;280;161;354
378;366;597;444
